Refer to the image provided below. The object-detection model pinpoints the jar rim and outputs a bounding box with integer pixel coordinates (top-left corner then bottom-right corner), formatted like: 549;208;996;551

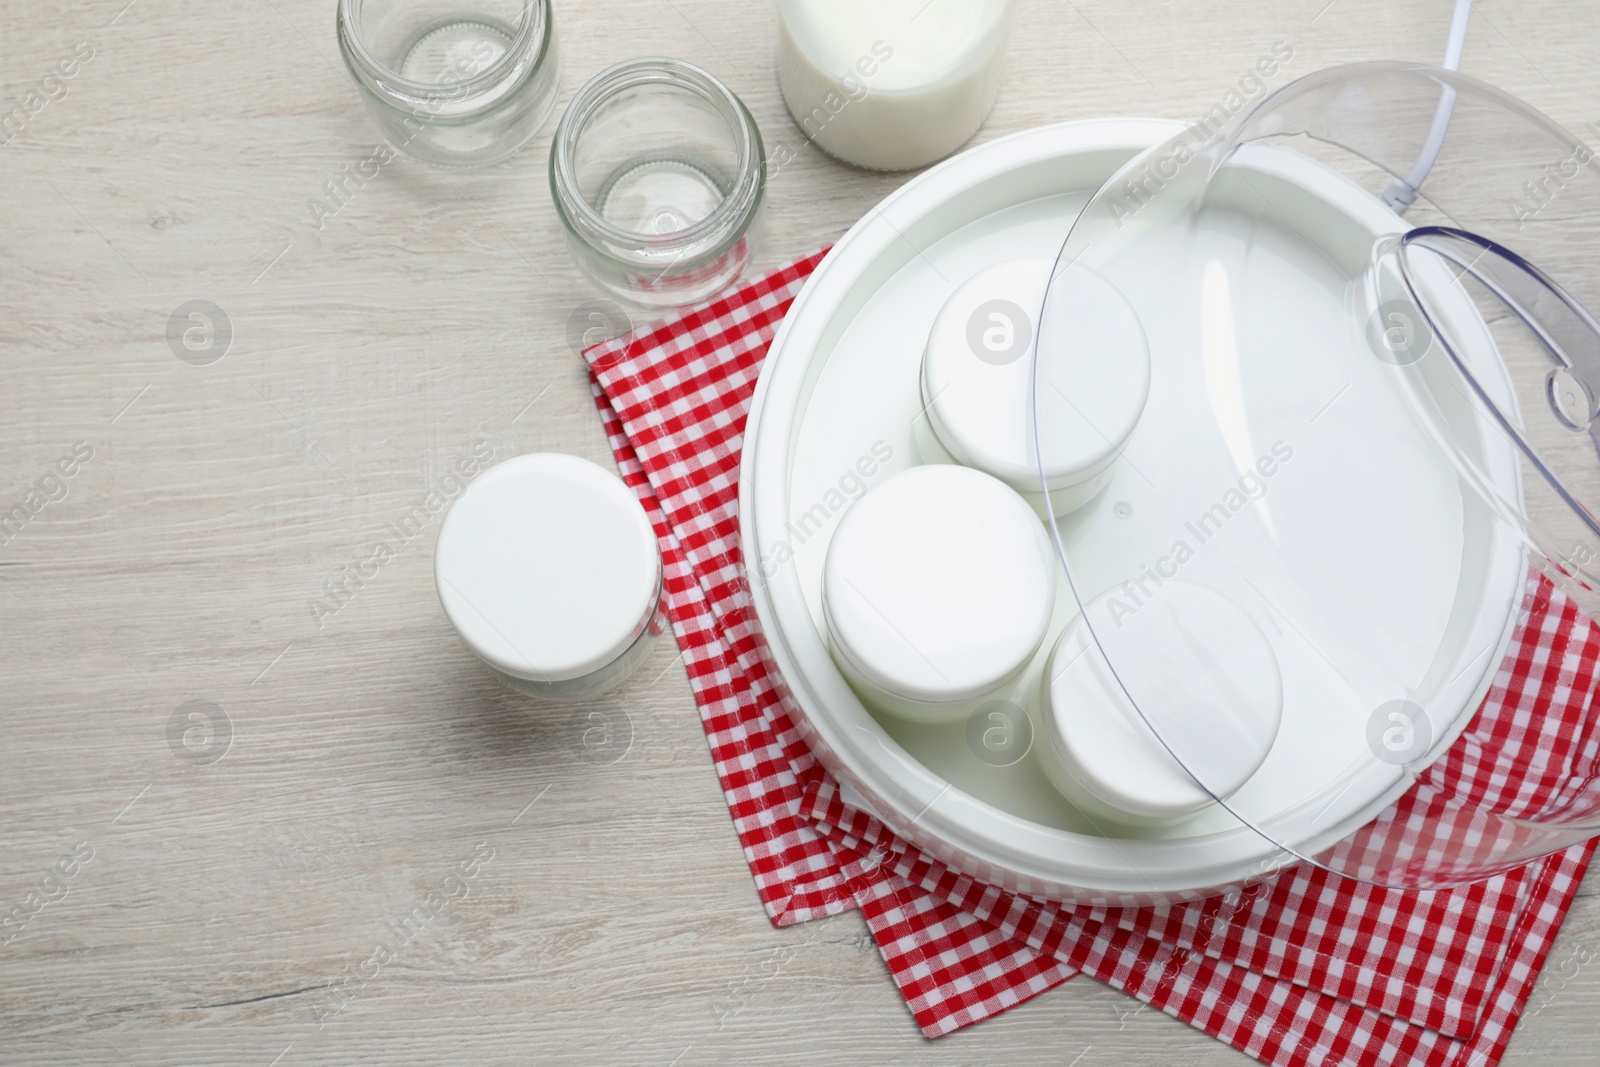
549;57;765;260
336;0;551;110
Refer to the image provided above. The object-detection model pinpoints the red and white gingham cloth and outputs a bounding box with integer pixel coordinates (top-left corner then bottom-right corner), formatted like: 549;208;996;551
583;248;1600;1067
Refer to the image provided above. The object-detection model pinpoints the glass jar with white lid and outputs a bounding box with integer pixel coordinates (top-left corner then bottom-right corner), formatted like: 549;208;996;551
821;464;1056;724
434;453;665;701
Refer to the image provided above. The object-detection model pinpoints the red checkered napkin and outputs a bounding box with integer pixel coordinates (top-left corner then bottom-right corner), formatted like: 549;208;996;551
583;249;1599;1066
810;786;1593;1064
588;249;858;927
796;573;1600;1041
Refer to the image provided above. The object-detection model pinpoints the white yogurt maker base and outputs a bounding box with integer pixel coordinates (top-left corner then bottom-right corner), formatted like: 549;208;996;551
739;119;1524;905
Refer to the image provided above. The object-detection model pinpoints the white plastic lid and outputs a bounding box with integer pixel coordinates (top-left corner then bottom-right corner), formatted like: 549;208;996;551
434;453;660;683
1042;583;1284;820
821;465;1055;704
923;256;1149;494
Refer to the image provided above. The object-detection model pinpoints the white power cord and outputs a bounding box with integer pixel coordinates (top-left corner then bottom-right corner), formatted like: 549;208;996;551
1380;0;1473;212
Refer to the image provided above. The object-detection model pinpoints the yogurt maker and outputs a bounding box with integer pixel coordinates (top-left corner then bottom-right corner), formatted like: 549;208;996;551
739;64;1600;905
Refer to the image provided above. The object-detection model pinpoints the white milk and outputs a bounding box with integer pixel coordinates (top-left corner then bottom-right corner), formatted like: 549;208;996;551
777;0;1013;171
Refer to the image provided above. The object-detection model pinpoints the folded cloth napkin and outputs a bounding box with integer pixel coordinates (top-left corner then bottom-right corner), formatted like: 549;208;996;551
583;248;1598;1067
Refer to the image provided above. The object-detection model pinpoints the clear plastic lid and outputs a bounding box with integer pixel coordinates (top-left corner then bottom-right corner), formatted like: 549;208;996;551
1033;62;1600;890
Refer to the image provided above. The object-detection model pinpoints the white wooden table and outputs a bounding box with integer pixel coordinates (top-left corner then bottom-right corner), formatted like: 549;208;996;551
2;0;1598;1063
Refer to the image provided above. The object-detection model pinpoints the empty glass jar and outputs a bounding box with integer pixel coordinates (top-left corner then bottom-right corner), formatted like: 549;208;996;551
550;58;766;308
337;0;560;167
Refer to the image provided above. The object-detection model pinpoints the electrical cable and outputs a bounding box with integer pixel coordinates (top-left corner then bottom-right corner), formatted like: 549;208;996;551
1380;0;1473;212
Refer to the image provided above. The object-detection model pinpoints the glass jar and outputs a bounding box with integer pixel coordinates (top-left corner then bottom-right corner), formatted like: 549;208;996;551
777;0;1013;171
337;0;560;167
821;465;1055;724
433;453;667;702
915;255;1147;518
550;58;766;309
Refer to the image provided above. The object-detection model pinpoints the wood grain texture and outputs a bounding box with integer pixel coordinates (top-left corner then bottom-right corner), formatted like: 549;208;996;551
1;0;1598;1064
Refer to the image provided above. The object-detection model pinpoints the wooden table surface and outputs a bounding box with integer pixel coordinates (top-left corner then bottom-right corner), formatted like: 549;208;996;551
3;0;1599;1063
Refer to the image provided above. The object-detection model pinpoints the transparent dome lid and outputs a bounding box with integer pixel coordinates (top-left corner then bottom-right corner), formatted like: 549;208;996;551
1033;62;1600;890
